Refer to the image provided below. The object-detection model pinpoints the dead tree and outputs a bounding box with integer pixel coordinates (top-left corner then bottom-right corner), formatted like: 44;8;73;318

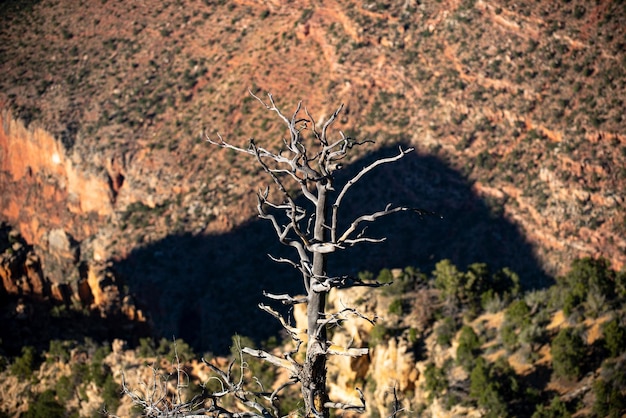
203;92;417;417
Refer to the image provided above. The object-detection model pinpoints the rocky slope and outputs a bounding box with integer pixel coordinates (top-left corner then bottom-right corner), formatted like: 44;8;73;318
3;260;624;417
1;0;625;354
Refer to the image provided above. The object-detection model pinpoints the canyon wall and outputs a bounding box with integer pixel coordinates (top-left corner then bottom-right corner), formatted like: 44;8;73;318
0;110;143;322
0;108;113;245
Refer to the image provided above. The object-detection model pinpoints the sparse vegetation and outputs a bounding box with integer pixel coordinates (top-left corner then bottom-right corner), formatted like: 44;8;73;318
0;256;623;416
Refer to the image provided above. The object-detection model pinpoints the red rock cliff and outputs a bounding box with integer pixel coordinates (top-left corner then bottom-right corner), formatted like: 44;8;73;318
0;109;143;321
0;108;113;247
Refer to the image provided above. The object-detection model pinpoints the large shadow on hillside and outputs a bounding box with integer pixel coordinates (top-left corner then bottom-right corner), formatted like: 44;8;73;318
114;144;549;355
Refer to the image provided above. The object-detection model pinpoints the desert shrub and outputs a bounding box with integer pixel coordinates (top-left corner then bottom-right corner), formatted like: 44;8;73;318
55;375;74;403
548;285;567;312
493;356;524;403
376;268;394;284
469;355;526;416
378;267;420;296
585;286;607;318
137;337;157;358
388;298;403;315
369;324;391;347
433;259;464;305
90;345;112;387
230;336;276;390
500;299;532;352
69;359;91;388
500;322;519;352
481;290;506;313
435;317;457;348
500;299;541;352
505;300;531;329
524;289;550;313
137;337;195;362
156;338;195;362
101;374;121;412
518;322;545;353
357;270;374;282
403;265;425;282
46;340;71;363
616;269;626;298
463;262;492;310
433;260;520;314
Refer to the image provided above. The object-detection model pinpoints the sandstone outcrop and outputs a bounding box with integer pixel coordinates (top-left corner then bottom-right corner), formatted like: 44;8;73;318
0;223;145;329
0;110;113;246
0;225;46;299
0;108;152;325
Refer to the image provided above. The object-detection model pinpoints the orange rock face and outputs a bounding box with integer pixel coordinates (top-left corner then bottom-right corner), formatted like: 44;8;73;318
0;111;140;321
0;109;112;248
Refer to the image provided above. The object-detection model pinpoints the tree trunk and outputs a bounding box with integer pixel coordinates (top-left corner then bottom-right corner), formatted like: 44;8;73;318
202;96;415;418
303;184;329;417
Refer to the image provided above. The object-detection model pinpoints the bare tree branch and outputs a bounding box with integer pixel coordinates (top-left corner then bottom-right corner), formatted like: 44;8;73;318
387;386;407;417
321;305;378;328
258;303;306;343
202;344;275;418
119;358;204;417
338;204;410;244
266;254;300;270
324;388;366;413
331;146;414;243
241;348;298;374
262;290;307;305
141;93;426;418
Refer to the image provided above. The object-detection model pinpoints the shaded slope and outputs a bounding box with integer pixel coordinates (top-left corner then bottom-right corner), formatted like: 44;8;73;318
1;0;624;282
115;145;547;354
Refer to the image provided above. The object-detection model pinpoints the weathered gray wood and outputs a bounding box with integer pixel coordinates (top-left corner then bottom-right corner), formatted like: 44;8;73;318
206;93;414;417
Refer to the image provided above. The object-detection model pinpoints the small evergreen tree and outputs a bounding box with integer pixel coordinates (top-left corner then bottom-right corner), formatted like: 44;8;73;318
456;325;481;372
23;390;65;418
592;378;626;418
423;362;448;402
531;396;571;418
501;299;532;352
469;357;508;418
433;259;464;308
558;257;615;316
10;346;37;379
505;300;531;329
551;327;586;380
602;318;626;358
